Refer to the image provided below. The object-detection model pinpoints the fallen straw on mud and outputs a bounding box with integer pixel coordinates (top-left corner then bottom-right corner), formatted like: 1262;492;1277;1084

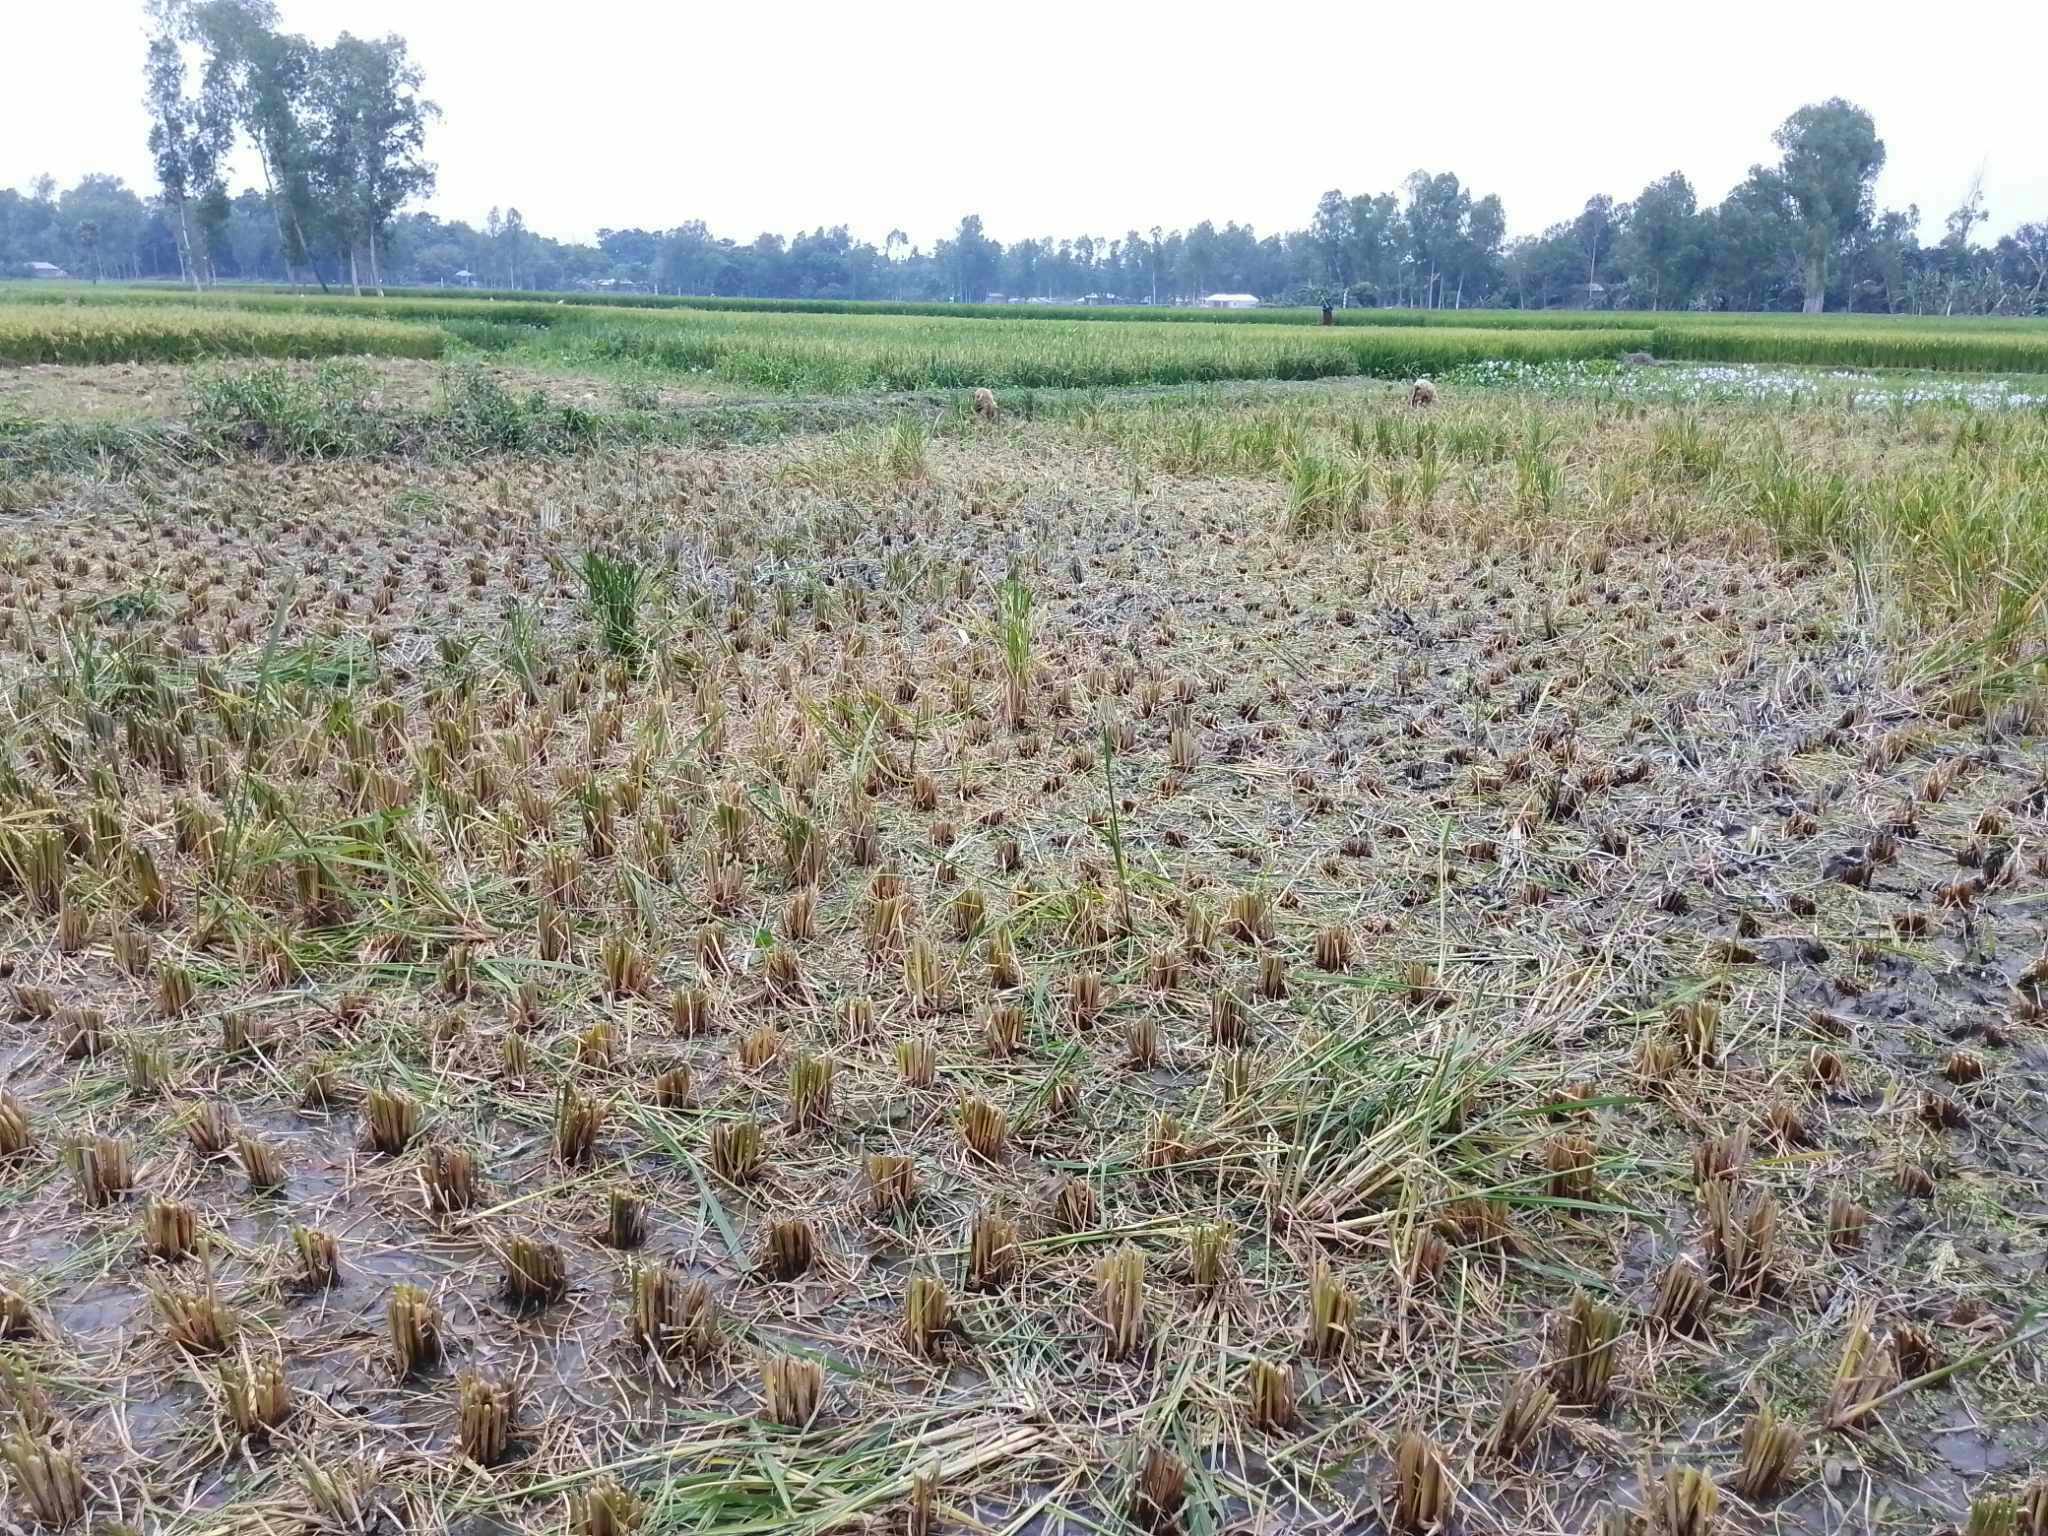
4;362;2046;1536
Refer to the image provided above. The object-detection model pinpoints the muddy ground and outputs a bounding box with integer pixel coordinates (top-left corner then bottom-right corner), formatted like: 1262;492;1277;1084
1;392;2045;1536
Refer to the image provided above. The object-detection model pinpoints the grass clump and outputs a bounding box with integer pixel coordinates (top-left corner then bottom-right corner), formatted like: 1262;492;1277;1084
502;1235;569;1309
582;550;648;668
151;1269;236;1354
1096;1246;1147;1361
192;363;394;458
292;1226;340;1288
1550;1292;1624;1410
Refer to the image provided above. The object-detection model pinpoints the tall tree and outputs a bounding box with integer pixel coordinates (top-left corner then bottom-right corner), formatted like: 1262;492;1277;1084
1344;192;1402;305
1151;227;1183;304
1504;224;1585;310
32;176;150;279
1843;205;1920;313
1404;172;1473;308
1458;193;1506;307
597;226;659;284
178;1;331;286
308;33;438;293
143;12;230;289
487;207;530;288
75;220;101;282
1618;173;1699;310
656;219;720;294
215;186;284;278
1179;220;1221;296
881;227;908;297
1771;98;1885;313
1573;194;1617;295
1941;171;1990;256
946;214;996;302
1702;172;1797;311
1937;171;1991;311
1308;190;1353;301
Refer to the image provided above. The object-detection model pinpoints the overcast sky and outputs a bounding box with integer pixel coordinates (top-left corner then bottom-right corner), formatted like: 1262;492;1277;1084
6;0;2044;251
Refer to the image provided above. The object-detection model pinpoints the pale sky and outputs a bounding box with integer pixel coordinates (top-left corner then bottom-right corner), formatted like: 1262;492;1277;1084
6;0;2044;251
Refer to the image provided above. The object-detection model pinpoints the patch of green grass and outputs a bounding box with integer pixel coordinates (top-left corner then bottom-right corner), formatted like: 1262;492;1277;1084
1284;447;1368;534
779;415;934;494
582;549;648;667
192;361;396;458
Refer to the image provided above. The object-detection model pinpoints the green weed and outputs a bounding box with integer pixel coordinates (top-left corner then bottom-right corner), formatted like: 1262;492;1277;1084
583;550;648;668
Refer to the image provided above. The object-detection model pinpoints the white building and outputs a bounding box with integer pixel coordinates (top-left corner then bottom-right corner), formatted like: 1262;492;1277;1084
1200;292;1259;309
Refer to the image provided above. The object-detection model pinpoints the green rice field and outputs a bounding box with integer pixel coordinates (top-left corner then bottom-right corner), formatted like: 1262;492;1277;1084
0;297;447;366
3;283;2047;386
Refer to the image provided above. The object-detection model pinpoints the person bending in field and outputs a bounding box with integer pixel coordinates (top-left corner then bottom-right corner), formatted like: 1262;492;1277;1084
1410;378;1437;407
973;387;999;421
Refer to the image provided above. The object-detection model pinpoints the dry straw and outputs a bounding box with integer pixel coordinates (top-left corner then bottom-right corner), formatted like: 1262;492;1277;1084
455;1372;518;1465
1391;1429;1452;1533
388;1282;444;1379
1096;1246;1147;1360
756;1352;823;1426
1;1430;86;1529
221;1342;291;1438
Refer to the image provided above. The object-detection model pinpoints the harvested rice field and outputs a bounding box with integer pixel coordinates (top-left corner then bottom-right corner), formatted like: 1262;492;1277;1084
2;364;2046;1536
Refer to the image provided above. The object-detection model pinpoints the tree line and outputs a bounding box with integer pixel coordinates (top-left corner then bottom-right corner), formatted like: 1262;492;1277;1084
134;0;435;293
2;14;2044;317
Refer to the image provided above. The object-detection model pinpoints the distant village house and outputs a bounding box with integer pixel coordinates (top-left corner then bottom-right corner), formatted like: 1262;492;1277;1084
27;261;69;279
1200;292;1259;309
